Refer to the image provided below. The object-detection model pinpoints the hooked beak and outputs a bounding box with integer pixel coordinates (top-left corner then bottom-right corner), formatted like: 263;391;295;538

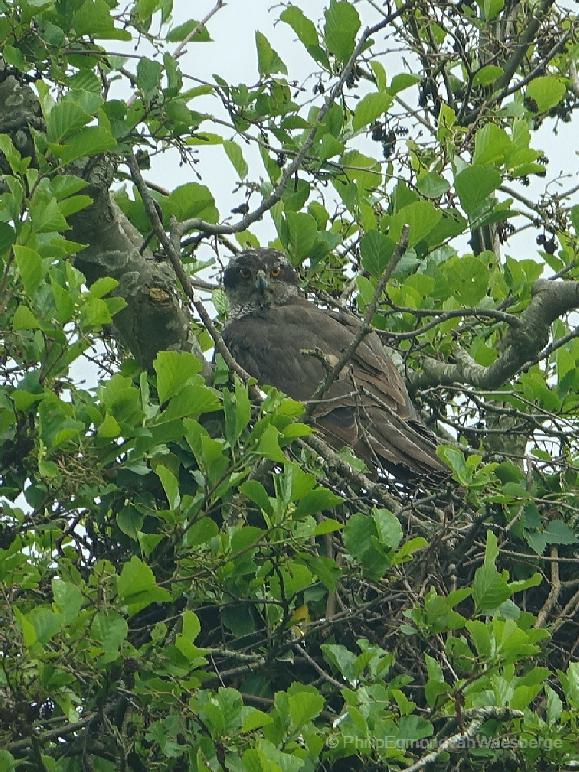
255;269;268;295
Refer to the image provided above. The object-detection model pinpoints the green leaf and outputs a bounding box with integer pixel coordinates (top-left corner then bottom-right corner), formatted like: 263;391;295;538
14;245;44;296
156;465;180;508
13;305;41;329
352;91;392;131
280;6;319;48
137;57;163;96
543;520;577;545
389;73;421;94
288;685;324;729
52;578;83;623
443;254;489;305
285;211;317;260
360;229;394;277
525;76;566;113
72;0;132;40
294;488;342;517
256;424;286;462
54;125;117;164
91;611;128;662
47;99;91;142
416;172;450;199
454;165;501;214
165;182;219;222
324;0;360;61
0;222;16;256
473;64;504;86
223;140;248;179
255;31;287;76
0;134;24;173
175;610;203;661
117;556;171;614
373;508;402;549
240;480;274;516
158;383;221;422
153;350;204;403
390;200;443;247
472;124;512;166
166;18;212;42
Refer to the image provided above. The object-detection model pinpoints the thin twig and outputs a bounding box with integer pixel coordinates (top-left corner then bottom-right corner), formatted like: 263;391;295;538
306;225;409;414
173;1;226;59
126;152;253;384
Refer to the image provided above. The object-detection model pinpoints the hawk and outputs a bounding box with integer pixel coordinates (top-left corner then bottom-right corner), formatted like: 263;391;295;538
222;248;446;479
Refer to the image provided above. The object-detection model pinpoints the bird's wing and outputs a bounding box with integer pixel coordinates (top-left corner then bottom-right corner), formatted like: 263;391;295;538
222;298;444;476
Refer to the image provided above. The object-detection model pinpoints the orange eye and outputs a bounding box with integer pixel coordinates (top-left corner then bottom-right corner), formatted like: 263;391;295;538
240;268;251;279
270;266;281;277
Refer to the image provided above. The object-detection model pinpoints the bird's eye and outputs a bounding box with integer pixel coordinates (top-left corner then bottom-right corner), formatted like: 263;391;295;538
270;266;281;277
240;268;251;279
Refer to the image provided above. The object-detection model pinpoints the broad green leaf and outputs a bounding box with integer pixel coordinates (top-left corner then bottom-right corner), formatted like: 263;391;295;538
240;480;274;515
153;350;204;403
472;123;512;165
324;0;360;61
13;305;41;329
454;165;501;213
285;211;317;259
417;172;450;199
0;134;24;172
91;611;128;662
156;465;180;508
389;200;443;246
52;578;83;623
175;610;203;661
280;6;318;48
360;229;394;277
14;245;44;295
389;73;421;94
294;488;342;517
287;685;324;729
0;222;16;255
256;424;286;462
255;31;287;76
47;100;91;142
137;57;162;97
167;18;212;42
54;125;117;164
117;556;171;614
473;64;504;86
72;0;132;40
373;508;402;550
352;91;392;131
526;76;566;113
473;563;511;614
223;140;248;179
165;182;219;222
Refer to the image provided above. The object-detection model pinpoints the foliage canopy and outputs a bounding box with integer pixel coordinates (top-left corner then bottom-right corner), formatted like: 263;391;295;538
0;0;578;769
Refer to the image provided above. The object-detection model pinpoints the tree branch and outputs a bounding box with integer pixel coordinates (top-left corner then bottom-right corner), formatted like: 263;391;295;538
410;279;579;390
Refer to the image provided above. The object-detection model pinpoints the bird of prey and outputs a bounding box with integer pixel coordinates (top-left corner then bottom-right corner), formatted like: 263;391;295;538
222;248;446;479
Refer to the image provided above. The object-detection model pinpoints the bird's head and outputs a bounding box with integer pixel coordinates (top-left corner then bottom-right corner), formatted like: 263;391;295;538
223;249;299;318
